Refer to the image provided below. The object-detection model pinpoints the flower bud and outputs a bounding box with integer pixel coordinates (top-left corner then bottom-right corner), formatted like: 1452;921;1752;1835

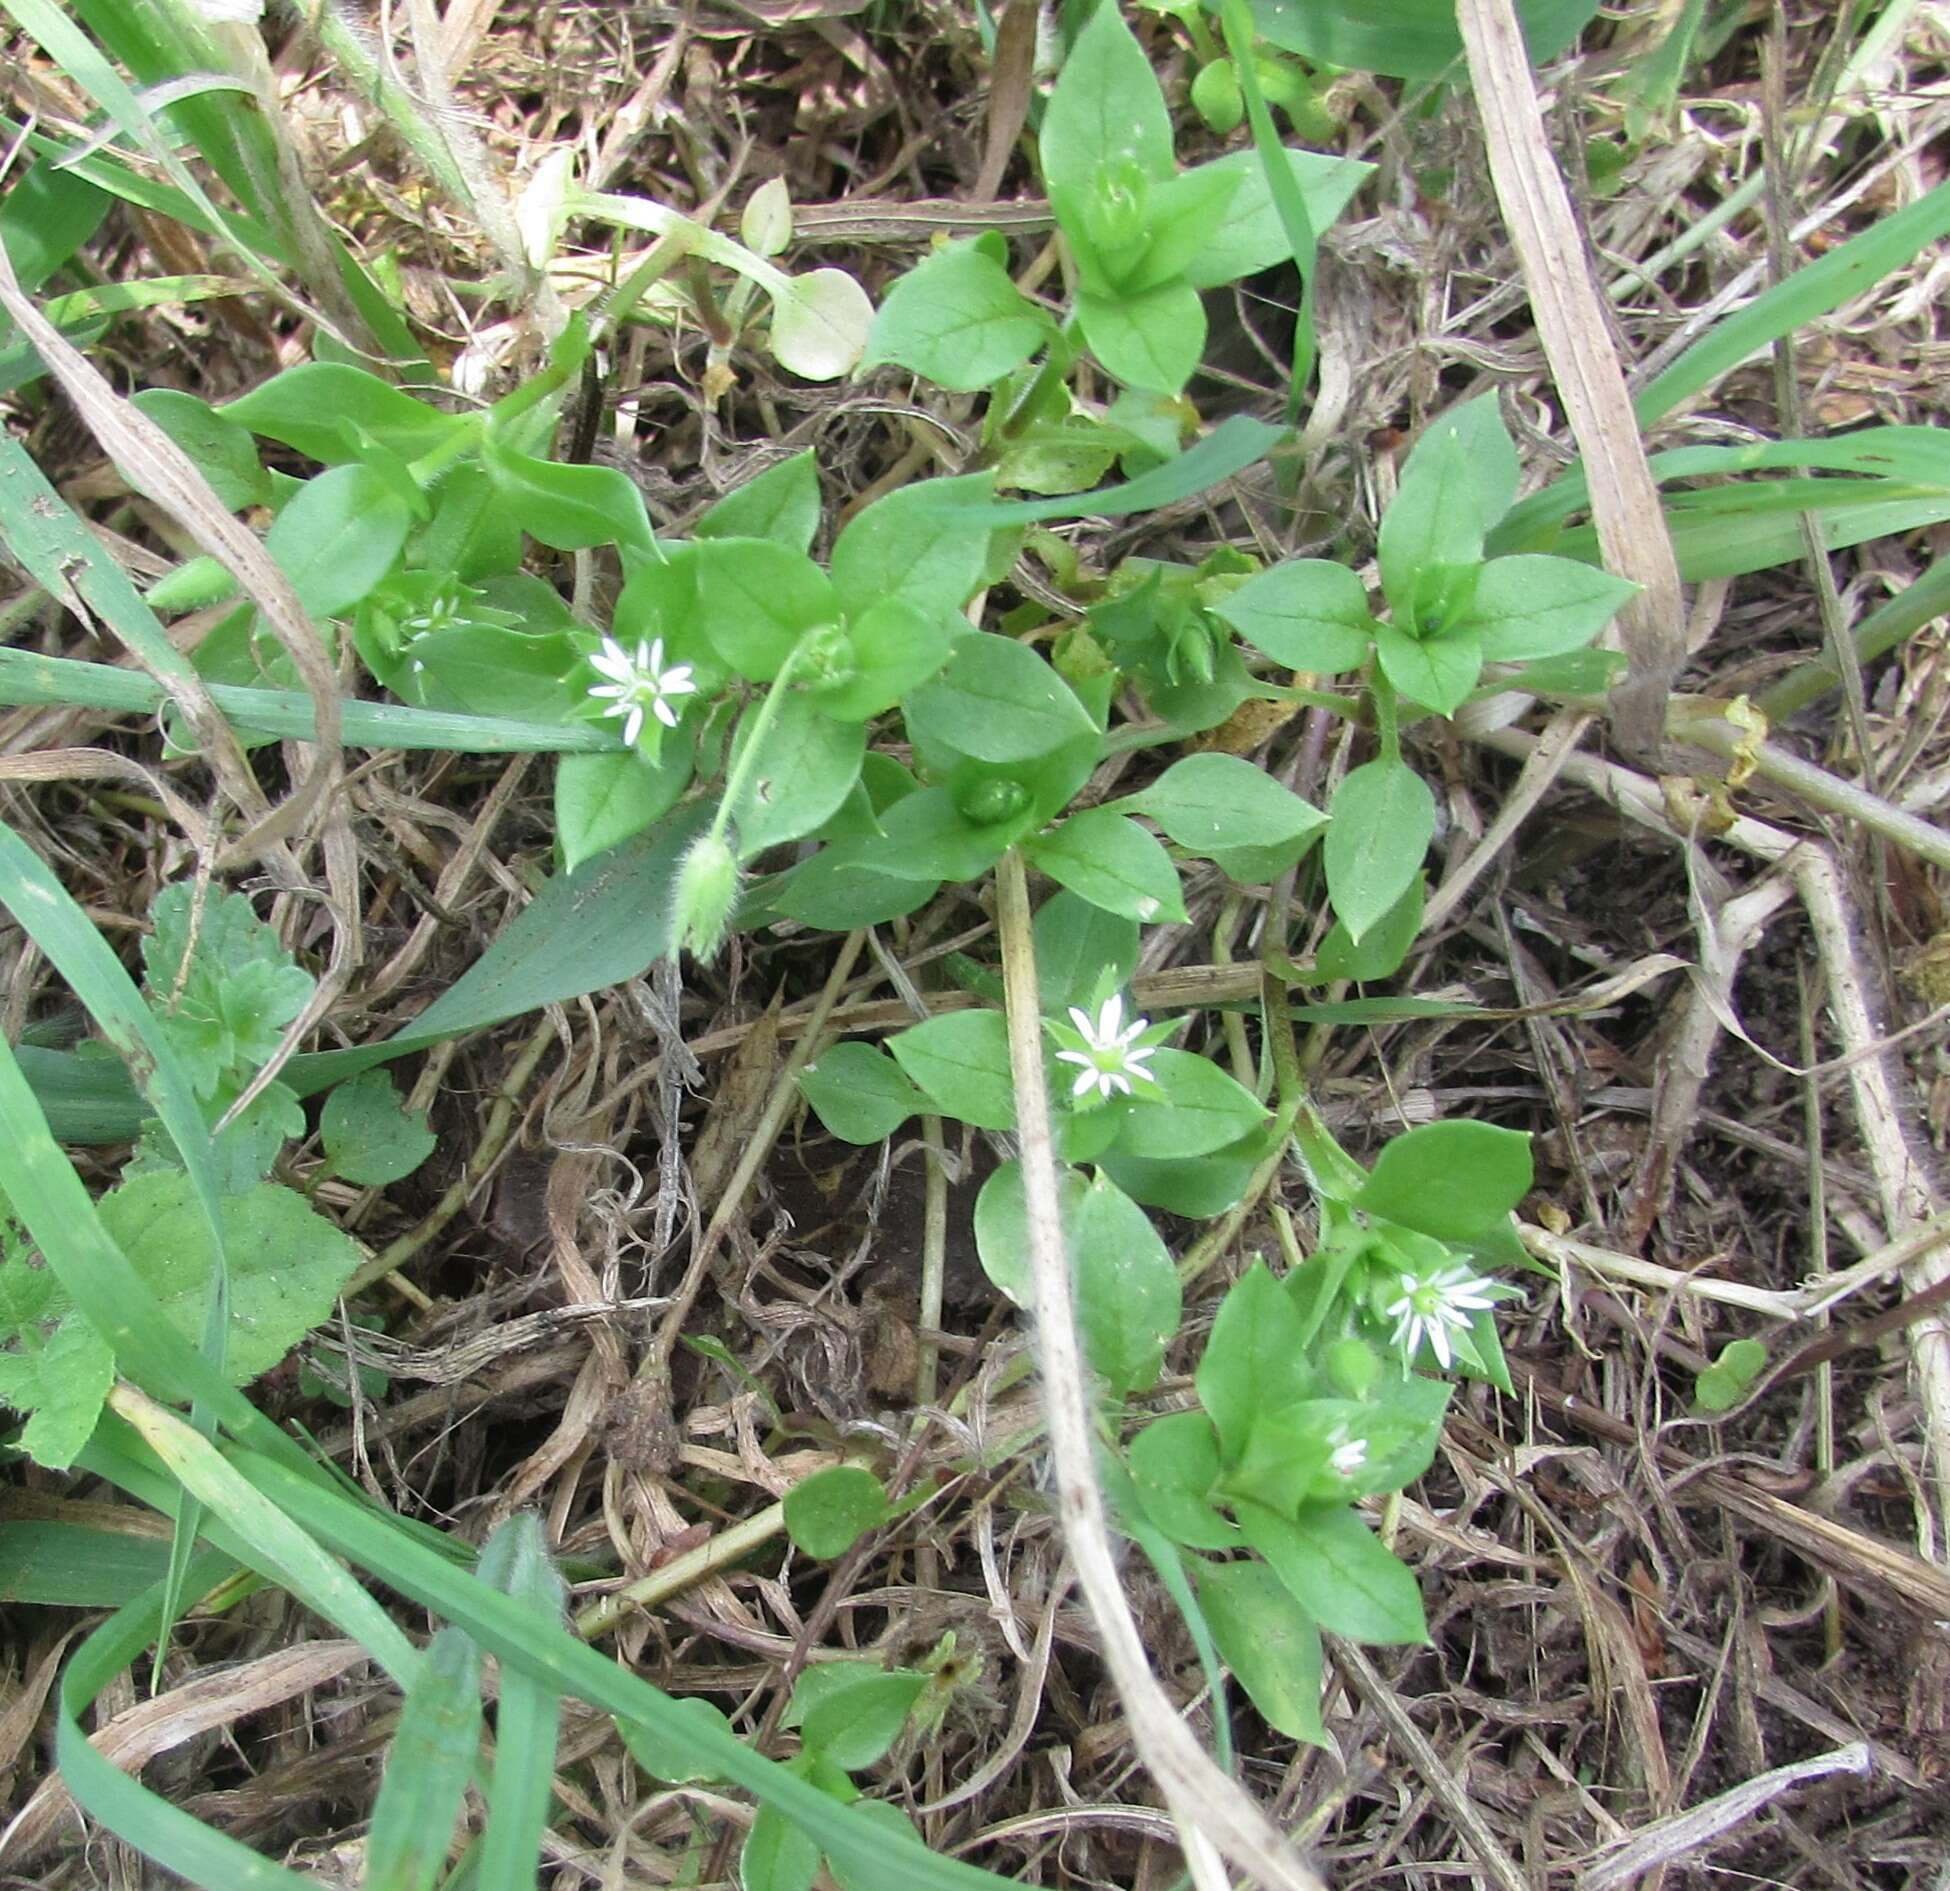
672;831;742;962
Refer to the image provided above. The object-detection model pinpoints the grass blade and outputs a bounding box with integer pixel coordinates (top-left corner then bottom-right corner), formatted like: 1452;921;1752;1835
913;413;1284;526
364;1628;484;1891
0;647;616;752
1221;0;1317;417
476;1517;568;1891
237;1443;1030;1891
1633;174;1950;430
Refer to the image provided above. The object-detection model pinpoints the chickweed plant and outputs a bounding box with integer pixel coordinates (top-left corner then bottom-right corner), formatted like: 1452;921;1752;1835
3;0;1950;1885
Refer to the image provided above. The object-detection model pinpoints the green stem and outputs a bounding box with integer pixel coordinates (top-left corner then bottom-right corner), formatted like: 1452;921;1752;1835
1370;668;1401;764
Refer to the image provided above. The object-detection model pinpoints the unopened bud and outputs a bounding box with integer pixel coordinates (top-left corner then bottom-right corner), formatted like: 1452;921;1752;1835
672;832;742;962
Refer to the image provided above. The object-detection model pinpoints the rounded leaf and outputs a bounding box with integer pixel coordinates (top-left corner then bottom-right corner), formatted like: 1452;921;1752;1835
785;1465;890;1560
770;268;874;381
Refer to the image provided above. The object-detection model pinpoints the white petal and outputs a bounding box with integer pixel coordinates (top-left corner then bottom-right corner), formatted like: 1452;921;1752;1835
1095;995;1125;1042
621;704;644;746
646;637;667;671
1104;1070;1133;1097
1428;1322;1454;1370
1072;1068;1100;1099
652;695;681;728
662;665;697;694
1067;1006;1096;1044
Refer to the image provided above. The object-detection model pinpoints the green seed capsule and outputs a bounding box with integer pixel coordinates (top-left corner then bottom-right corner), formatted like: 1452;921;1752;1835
956;778;1030;826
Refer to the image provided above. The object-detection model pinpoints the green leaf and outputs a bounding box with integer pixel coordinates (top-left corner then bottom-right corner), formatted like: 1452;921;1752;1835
481;429;654;555
826;1802;927;1891
1355;1120;1533;1241
0;1315;114;1469
1464;554;1638;662
903;633;1096;768
1211;558;1372;673
1125;752;1327;855
95;1174;362;1384
742;1803;820;1891
319;1069;437;1189
1178;146;1372;290
979;1162;1182;1391
1113;1051;1269;1161
617;1696;735;1785
1244;0;1599;81
1220;1405;1336;1514
284;805;708;1096
767;847;940;931
1099;1133;1266;1219
1694;1338;1769;1414
1027;810;1187;923
1126;1409;1237;1550
1377;430;1487;616
693;538;838;682
768;267;874;382
222;362;466;465
130;389;268;511
797;1044;926;1146
1195;1260;1310;1463
1632;175;1950;433
784;1465;890;1560
831;472;997;621
811;598;955;722
1405;394;1521;535
143;882;316;1099
264;463;412;617
1104;163;1244;295
364;1625;481;1891
918;415;1283;529
1034;892;1139;1016
555;743;693;873
973;1158;1038;1307
1076;280;1205;394
1323;758;1434;944
414;462;522;580
695;450;821;552
1370;618;1482;717
863;241;1053;392
789;1664;925;1770
1236;1498;1429;1645
1196;1558;1325;1745
727;693;865;855
1068;1170;1181;1394
887;1011;1016;1132
1314;874;1424;983
1039;2;1175;206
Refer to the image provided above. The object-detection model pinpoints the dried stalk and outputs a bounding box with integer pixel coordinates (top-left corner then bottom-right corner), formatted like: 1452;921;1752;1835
994;850;1328;1891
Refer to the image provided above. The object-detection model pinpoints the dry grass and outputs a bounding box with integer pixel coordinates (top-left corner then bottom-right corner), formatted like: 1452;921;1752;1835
5;1;1950;1885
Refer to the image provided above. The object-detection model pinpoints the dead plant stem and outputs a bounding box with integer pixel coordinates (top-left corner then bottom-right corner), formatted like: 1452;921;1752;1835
994;849;1328;1891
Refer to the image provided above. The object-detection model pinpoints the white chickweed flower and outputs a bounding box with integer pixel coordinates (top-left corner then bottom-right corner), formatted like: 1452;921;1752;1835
1384;1262;1498;1370
1328;1432;1368;1477
1054;994;1157;1102
587;635;697;746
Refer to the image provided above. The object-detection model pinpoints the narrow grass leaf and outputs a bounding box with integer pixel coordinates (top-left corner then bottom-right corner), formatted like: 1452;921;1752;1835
1220;0;1317;411
476;1516;568;1891
233;1446;1030;1891
108;1385;421;1679
364;1627;482;1891
0;647;615;752
910;414;1283;525
57;1584;317;1890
